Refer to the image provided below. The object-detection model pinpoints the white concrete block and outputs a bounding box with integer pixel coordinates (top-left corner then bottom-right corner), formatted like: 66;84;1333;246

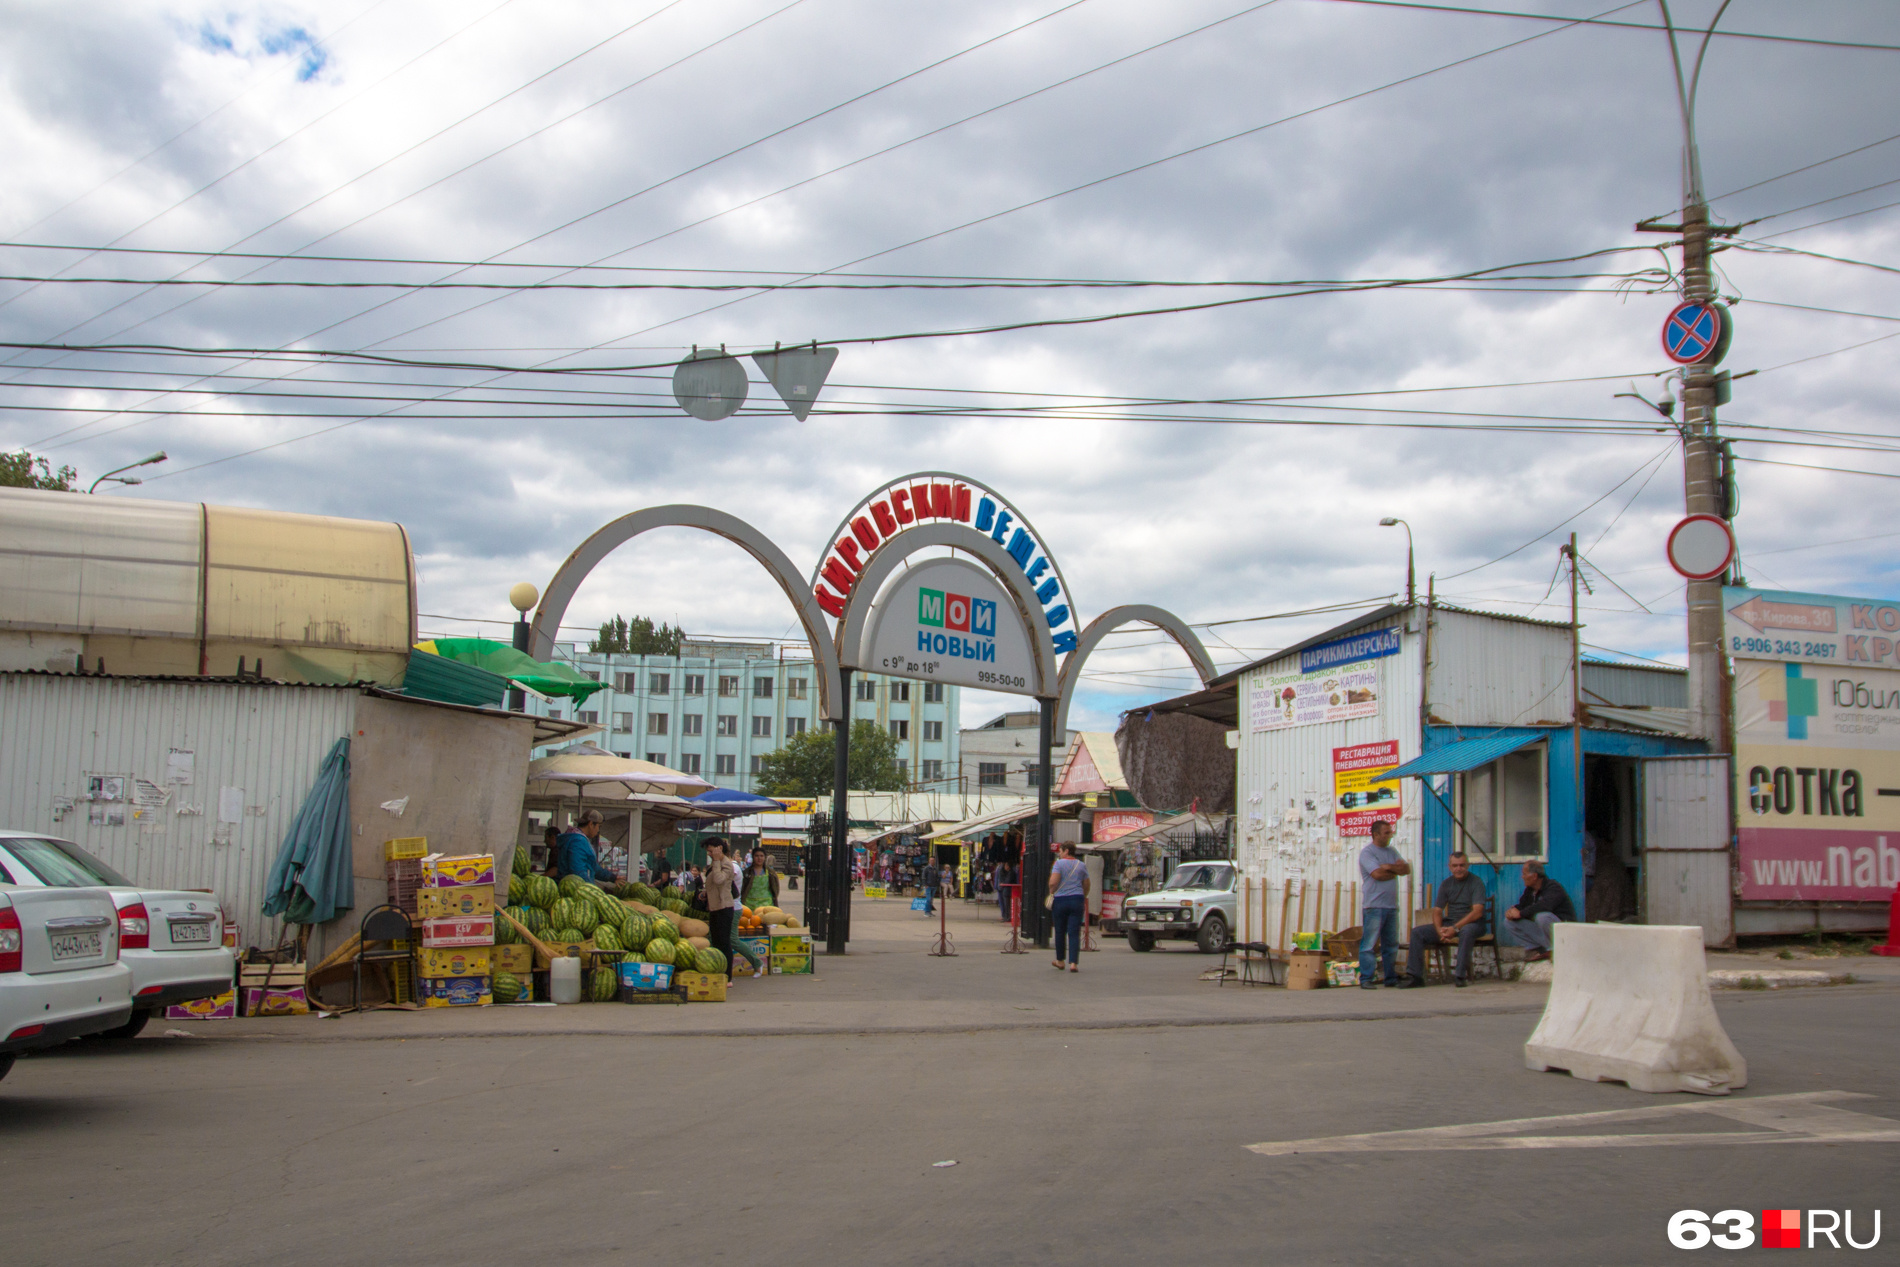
1524;924;1747;1095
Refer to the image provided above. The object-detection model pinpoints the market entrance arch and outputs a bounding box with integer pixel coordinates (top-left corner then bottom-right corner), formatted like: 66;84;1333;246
1055;604;1217;735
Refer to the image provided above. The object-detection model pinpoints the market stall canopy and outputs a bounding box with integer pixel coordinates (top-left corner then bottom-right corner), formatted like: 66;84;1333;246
925;799;1081;842
1079;810;1230;851
850;818;935;845
688;787;790;818
1376;731;1543;780
527;743;714;798
415;638;606;704
1057;733;1126;795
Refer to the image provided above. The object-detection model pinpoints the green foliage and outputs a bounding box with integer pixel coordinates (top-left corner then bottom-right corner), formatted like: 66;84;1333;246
754;719;908;797
589;614;685;656
1;450;78;491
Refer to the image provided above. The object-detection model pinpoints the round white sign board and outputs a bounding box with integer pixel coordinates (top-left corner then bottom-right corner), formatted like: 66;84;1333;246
1666;514;1735;581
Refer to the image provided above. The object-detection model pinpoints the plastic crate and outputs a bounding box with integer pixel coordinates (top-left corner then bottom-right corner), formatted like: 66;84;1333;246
385;859;424;915
388;960;415;1004
385;836;427;862
619;985;688;1005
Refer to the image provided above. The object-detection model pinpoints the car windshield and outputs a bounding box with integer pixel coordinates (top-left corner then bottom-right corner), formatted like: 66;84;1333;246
4;836;132;887
1164;864;1232;891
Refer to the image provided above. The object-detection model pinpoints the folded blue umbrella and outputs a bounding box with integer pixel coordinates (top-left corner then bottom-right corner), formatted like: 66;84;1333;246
261;736;354;926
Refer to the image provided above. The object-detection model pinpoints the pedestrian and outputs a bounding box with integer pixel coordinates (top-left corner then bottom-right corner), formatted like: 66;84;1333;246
540;825;560;875
941;857;959;902
1356;819;1411;989
996;859;1018;922
553;809;616;886
1048;843;1090;972
700;837;739;980
922;856;940;914
744;853;779;910
1504;860;1576;961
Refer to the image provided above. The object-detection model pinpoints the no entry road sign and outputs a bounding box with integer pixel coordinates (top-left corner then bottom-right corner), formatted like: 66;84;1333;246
1662;301;1723;364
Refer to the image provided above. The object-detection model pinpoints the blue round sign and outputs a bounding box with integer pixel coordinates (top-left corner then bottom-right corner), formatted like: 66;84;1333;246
1662;301;1722;364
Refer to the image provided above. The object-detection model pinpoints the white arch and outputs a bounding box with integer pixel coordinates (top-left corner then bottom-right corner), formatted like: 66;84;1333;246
530;504;842;720
835;524;1059;699
1055;604;1217;735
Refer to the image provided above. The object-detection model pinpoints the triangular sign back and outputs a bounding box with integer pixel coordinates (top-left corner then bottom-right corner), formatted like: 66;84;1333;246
750;346;838;421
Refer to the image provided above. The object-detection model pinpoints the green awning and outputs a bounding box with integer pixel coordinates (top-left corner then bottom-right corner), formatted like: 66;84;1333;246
414;638;606;704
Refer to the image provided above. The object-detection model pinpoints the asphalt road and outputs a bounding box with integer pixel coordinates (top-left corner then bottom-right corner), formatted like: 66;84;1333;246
4;974;1896;1266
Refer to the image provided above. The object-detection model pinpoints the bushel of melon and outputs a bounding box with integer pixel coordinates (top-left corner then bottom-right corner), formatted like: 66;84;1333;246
622;899;659;916
492;971;524;1003
658;909;684;929
685;936;711;950
677;917;710;939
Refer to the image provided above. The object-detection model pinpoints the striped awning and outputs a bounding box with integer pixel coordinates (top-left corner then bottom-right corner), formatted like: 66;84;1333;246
1377;731;1544;780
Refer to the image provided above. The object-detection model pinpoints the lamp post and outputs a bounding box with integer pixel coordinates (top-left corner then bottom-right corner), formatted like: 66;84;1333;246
1379;517;1415;606
87;451;167;494
507;582;539;712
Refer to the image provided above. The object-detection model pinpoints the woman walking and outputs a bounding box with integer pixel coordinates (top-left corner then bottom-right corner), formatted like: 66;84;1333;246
1048;843;1090;973
744;852;779;911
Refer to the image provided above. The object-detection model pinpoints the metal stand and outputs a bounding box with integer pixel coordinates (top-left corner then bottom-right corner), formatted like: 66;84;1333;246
928;888;956;957
1000;885;1026;954
1082;915;1099;953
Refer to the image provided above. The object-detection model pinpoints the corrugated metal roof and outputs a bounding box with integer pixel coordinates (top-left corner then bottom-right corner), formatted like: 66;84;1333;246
1380;730;1545;779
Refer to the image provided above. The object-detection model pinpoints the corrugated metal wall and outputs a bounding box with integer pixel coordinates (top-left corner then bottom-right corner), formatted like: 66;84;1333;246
1582;661;1689;709
0;674;356;950
1427;608;1575;728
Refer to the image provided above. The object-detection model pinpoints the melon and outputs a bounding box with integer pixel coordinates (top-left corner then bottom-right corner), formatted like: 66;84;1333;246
518;905;549;937
658;909;684;929
588;968;618;1002
697;947;728;976
494;911;518;944
686;906;712;923
685;936;711;950
678;918;710;940
558;874;590;899
661;898;687;916
642;937;677;966
526;874;559;910
625;900;659;917
492;972;523;1003
594;924;624;954
512;847;531;878
622;913;653;948
568;900;601;936
781;916;802;929
621;948;646;964
506;873;527;904
550;927;585;944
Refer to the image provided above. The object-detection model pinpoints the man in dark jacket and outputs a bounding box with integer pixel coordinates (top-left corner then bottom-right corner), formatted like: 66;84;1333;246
1505;860;1575;961
922;859;940;914
555;810;616;885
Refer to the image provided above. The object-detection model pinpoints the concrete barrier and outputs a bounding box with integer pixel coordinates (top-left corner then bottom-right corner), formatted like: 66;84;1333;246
1524;924;1747;1095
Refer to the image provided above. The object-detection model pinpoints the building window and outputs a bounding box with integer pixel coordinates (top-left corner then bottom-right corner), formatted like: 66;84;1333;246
753;676;774;699
717;714;738;737
924;682;943;703
752;716;773;738
548;709;563;721
647;713;668;735
615;672;636;693
650;673;670;695
890;720;908;741
584;670;600;682
750;755;765;775
786;717;806;737
894;758;908;781
922;720;942;743
1026;766;1042;788
715;754;737;775
979;762;1006;786
922;759;943;782
613;712;633;733
647;751;665;765
579;710;599;725
684;674;705;696
856;679;876;701
787;677;807;700
1457;745;1547;858
615;751;631;760
681;714;703;736
890;681;910;702
680;753;702;774
719;675;740;697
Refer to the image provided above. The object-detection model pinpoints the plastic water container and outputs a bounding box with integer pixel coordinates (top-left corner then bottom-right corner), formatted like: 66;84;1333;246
550;956;582;1004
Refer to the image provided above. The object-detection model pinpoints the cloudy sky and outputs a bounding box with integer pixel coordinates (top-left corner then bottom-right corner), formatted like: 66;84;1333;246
3;0;1896;731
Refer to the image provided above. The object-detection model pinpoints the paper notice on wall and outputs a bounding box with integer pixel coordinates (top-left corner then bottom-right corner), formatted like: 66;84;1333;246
166;748;195;785
218;786;245;824
133;778;172;807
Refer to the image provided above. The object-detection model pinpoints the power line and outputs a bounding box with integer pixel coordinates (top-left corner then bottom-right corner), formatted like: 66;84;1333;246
1708;131;1900;202
1734;455;1900;481
1730;240;1900;277
1755;196;1900;240
1438;443;1678;580
1741;175;1900;226
1320;0;1900;52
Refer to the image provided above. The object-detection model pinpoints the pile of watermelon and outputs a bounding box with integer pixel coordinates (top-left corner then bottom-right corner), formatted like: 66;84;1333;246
496;870;728;1001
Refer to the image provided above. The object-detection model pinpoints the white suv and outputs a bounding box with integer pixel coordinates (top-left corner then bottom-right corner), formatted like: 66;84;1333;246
1;884;133;1081
0;833;234;1040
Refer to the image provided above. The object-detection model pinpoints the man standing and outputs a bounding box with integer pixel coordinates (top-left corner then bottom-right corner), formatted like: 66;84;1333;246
1505;860;1575;961
1357;819;1411;989
993;858;1013;922
922;857;941;914
701;837;739;981
554;810;617;886
1400;852;1487;988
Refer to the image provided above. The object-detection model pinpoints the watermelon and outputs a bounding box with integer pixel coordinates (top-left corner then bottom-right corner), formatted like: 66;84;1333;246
594;924;624;954
526;874;559;910
621;948;646;964
518;905;549;937
558;874;590;899
646;917;677;944
686;906;711;924
550;927;585;944
492;972;523;1003
494;911;518;945
642;937;676;966
512;846;531;878
661;897;687;916
622;913;652;948
568;900;601;936
588;968;618;1002
633;883;661;905
697;947;728;975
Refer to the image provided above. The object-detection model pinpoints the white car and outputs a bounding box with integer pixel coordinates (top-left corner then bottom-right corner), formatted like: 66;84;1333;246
0;832;235;1040
1119;860;1239;953
1;884;134;1081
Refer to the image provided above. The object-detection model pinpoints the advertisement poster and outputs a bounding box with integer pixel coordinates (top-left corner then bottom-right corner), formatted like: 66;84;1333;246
1092;810;1153;842
1723;585;1900;669
1733;659;1900;900
1251;663;1380;732
1333;741;1402;835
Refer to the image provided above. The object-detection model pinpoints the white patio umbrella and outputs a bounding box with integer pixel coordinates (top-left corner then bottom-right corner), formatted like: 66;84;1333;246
527;742;715;800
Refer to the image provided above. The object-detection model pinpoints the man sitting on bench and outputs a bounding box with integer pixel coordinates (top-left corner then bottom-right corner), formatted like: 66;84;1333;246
1399;852;1487;988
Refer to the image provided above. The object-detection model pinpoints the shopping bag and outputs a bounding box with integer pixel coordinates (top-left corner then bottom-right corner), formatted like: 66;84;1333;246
910;897;929;911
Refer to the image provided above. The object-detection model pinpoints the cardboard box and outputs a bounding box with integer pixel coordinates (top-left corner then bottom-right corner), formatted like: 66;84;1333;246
616;961;674;991
771;954;812;976
420;915;494;948
421;975;492;1007
422;853;496;889
769;931;812;957
1286;949;1328;990
167;991;236;1020
241;985;309;1016
417;885;494;919
492;944;534;975
619;984;686;1005
534;939;587;970
419;946;491;978
385;836;428;861
675;970;726;1002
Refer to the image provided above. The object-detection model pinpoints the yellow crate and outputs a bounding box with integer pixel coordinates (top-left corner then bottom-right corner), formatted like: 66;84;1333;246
676;970;727;1002
385;836;427;861
418;946;491;978
771;953;812;976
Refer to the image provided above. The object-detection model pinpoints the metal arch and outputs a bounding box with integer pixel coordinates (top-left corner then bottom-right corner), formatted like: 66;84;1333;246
835;523;1059;699
1054;604;1217;735
530;504;843;721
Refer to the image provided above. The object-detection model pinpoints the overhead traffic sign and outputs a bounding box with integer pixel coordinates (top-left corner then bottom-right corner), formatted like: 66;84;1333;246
1666;513;1735;580
672;349;748;420
1662;301;1723;365
750;345;838;421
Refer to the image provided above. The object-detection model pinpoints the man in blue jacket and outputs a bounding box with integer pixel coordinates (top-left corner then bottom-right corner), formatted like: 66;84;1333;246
555;809;617;885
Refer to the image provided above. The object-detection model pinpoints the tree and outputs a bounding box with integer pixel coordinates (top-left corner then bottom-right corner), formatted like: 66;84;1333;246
755;720;908;797
1;450;78;491
589;614;685;656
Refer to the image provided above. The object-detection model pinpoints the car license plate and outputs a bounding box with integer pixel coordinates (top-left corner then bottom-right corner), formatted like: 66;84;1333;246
170;920;212;944
50;931;102;960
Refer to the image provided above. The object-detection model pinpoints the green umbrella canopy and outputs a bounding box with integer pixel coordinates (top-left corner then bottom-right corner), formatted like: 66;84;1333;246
415;637;606;704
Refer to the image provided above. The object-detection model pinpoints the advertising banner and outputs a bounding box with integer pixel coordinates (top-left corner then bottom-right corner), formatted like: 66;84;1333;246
1733;659;1900;900
1092;810;1153;842
1723;585;1900;669
1333;741;1403;836
1300;626;1402;674
862;557;1038;695
1251;662;1381;732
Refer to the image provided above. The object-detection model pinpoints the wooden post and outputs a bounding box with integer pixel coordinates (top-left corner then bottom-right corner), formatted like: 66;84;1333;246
1277;882;1293;953
1330;879;1342;934
1243;876;1252;944
1405;875;1415;937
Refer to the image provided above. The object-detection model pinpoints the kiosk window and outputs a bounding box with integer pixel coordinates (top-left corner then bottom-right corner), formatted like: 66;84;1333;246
1456;744;1546;859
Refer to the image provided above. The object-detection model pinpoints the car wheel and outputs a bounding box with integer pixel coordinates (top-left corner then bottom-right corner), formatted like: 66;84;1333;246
1126;928;1154;952
1197;912;1228;954
101;1009;152;1041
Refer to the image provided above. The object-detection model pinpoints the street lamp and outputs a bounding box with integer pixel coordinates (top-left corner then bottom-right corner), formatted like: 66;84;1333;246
1379;517;1415;606
87;451;167;494
507;583;539;713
